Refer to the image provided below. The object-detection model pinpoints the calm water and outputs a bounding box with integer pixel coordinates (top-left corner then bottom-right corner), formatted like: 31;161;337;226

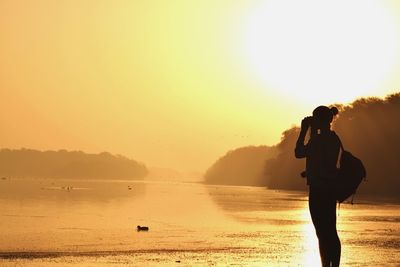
0;178;399;266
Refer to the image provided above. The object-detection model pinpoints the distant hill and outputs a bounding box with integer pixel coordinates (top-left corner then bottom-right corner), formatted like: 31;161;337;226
205;93;400;196
0;149;148;180
204;146;278;186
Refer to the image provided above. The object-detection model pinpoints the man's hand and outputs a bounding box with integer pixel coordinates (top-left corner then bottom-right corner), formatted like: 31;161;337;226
301;116;313;132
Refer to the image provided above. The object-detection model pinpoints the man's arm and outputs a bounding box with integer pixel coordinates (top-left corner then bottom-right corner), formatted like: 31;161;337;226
295;117;311;158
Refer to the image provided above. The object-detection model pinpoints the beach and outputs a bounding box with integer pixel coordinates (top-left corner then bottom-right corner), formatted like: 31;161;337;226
0;178;399;266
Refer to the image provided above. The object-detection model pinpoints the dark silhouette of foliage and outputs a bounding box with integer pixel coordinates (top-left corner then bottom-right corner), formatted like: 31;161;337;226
205;93;400;196
268;93;400;195
265;128;307;190
0;149;148;179
204;146;278;186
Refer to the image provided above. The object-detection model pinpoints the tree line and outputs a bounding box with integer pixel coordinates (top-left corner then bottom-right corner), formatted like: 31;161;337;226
0;149;148;180
205;93;400;196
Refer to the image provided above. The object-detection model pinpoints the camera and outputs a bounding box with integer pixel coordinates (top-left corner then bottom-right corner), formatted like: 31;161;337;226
305;116;314;125
303;116;314;128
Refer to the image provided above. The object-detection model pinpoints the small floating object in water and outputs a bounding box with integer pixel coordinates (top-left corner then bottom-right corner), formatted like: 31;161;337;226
137;225;149;231
128;186;132;190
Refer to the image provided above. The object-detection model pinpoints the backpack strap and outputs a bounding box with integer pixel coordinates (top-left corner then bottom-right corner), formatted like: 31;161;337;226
333;131;345;151
350;193;355;205
333;131;344;168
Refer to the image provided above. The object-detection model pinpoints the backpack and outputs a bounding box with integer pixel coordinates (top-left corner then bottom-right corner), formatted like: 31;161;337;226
334;135;367;203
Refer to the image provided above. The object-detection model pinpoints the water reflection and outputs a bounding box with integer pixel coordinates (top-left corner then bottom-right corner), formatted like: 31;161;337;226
206;184;308;224
301;221;320;266
0;178;146;203
206;184;322;265
207;184;400;266
0;180;398;266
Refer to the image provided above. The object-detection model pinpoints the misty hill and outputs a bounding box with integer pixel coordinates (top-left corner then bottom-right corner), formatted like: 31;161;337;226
204;146;278;186
0;148;148;180
205;93;400;196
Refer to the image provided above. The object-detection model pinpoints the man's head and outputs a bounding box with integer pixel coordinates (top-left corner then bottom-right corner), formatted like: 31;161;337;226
312;105;339;129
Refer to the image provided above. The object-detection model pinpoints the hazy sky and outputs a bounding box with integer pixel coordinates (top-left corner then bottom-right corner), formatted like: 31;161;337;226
1;0;400;172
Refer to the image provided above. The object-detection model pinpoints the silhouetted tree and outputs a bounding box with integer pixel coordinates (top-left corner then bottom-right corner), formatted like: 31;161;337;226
0;149;148;180
204;146;277;186
265;128;307;190
267;93;400;195
205;93;400;196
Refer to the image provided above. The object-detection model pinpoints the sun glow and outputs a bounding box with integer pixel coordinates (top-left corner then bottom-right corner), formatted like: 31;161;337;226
244;0;399;105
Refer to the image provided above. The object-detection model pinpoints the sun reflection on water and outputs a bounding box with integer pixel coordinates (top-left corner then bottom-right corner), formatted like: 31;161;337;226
301;222;321;266
299;206;321;266
1;181;399;266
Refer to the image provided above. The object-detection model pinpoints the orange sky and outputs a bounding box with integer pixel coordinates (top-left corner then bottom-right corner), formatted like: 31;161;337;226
1;0;400;172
